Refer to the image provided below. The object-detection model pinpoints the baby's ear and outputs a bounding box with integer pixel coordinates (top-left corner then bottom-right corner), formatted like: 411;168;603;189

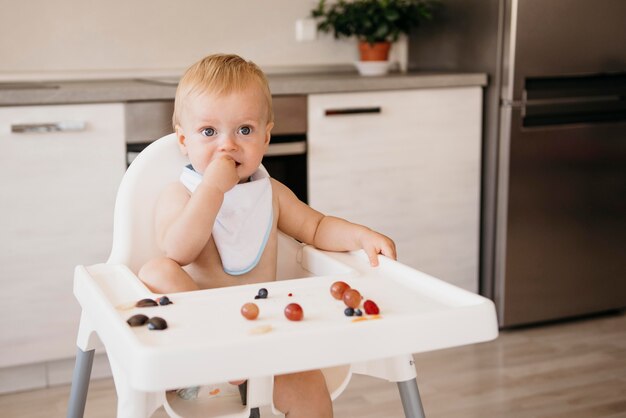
175;126;188;155
264;121;274;145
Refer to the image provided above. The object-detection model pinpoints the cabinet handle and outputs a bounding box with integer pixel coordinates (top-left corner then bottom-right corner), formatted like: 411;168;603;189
11;121;87;133
324;107;381;116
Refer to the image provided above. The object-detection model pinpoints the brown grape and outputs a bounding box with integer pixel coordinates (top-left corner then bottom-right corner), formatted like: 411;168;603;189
330;281;350;300
241;303;259;320
284;303;304;321
342;288;362;309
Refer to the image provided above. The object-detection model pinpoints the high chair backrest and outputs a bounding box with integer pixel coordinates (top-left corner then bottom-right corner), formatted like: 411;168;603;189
107;133;187;273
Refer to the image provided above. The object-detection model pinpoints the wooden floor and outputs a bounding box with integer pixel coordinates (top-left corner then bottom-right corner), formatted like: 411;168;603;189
2;311;625;417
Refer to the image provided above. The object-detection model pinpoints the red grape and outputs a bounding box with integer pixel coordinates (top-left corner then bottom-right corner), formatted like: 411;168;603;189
284;303;304;321
363;299;380;315
330;281;350;300
241;303;259;320
343;289;362;309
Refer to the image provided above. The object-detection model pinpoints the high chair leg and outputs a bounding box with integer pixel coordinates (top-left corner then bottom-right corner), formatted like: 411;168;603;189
67;347;95;418
108;354;164;418
397;378;425;418
237;381;260;418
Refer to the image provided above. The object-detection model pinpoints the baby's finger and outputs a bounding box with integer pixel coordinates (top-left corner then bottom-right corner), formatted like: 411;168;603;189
381;241;397;260
364;246;380;267
220;154;235;162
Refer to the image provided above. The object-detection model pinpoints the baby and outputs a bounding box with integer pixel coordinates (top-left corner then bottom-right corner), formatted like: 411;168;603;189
138;53;396;418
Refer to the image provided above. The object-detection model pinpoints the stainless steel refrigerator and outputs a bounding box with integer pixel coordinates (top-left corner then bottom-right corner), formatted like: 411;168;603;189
408;0;626;327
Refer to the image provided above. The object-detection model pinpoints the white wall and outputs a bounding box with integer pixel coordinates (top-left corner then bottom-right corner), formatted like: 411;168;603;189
0;0;371;80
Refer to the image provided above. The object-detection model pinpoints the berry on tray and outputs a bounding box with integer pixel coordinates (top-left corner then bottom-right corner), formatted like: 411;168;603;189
257;288;268;299
136;298;158;307
330;281;350;300
126;314;149;327
342;288;362;309
363;300;380;315
354;309;363;316
284;303;304;321
344;307;355;317
241;303;260;320
147;316;168;330
157;296;172;306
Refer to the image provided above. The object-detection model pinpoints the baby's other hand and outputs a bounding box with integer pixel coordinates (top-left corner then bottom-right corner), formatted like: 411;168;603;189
358;229;397;267
228;379;246;386
202;156;239;194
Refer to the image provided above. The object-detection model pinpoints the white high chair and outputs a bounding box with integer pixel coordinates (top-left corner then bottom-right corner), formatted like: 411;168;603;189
67;133;498;418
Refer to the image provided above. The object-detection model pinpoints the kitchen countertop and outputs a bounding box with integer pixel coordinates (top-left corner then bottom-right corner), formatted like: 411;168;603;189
0;71;487;106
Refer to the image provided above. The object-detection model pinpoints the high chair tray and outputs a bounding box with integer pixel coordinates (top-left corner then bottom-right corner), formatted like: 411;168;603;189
74;247;497;392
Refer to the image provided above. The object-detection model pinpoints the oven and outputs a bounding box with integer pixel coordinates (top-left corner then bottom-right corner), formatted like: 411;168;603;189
261;133;307;203
125;95;308;203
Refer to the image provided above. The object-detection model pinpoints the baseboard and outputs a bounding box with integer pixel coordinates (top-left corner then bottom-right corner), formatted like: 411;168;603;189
0;352;112;395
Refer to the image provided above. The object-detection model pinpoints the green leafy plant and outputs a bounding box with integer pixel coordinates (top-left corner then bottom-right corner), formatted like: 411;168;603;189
311;0;440;45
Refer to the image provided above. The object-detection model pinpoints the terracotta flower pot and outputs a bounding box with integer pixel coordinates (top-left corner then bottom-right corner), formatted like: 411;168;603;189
358;41;391;61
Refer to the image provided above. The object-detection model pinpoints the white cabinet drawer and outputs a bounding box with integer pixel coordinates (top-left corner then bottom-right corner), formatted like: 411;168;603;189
308;88;482;292
0;103;125;367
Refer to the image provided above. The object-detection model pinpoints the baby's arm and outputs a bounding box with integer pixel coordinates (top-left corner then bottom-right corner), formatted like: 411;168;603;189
273;180;396;266
156;156;239;265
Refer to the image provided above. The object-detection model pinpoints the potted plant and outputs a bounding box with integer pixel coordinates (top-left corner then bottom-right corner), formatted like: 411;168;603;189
311;0;439;75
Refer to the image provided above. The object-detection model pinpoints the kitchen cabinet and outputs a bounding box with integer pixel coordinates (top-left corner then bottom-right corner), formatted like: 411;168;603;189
308;88;482;292
0;104;125;368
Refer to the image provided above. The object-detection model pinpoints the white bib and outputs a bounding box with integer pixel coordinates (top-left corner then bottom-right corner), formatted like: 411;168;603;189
180;164;273;275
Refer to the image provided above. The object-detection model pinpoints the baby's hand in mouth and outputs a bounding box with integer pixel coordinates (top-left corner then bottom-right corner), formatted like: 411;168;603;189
221;155;241;167
203;156;240;193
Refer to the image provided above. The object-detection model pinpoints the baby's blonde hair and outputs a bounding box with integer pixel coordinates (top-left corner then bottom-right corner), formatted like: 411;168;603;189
173;54;273;129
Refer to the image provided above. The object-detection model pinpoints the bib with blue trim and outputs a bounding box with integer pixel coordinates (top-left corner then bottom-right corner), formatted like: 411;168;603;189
180;164;273;275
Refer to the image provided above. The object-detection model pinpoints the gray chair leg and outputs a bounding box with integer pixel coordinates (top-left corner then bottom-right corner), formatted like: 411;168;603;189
238;380;261;418
397;378;426;418
67;348;95;418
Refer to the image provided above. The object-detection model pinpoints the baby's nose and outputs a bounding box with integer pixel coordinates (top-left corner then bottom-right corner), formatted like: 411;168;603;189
218;133;238;151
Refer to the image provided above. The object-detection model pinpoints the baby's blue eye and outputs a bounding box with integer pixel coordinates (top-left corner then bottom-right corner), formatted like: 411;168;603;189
201;127;216;137
238;126;252;135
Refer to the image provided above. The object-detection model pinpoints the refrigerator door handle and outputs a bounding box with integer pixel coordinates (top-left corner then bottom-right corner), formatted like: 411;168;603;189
524;95;622;107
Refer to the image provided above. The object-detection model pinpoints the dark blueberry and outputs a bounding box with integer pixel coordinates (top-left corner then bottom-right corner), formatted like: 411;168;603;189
147;316;168;330
354;309;363;316
136;298;158;307
344;307;355;316
126;314;149;327
157;296;171;306
257;288;268;299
